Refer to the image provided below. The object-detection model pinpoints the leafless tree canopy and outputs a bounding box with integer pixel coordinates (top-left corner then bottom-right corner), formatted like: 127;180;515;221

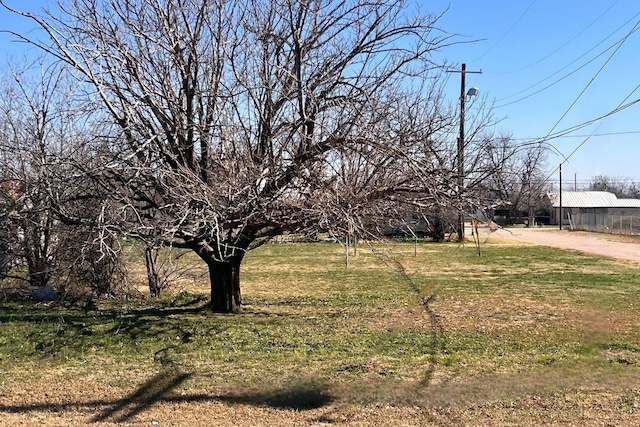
589;175;640;199
479;137;550;225
2;0;506;311
0;61;75;290
0;58;128;299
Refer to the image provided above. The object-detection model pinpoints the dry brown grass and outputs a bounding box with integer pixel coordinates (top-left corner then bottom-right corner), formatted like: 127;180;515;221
3;371;640;426
3;240;640;425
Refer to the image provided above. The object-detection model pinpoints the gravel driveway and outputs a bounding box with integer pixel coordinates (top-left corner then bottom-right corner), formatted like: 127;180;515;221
483;227;640;263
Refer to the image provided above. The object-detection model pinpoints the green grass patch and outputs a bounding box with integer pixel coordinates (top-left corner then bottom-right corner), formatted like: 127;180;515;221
2;240;640;407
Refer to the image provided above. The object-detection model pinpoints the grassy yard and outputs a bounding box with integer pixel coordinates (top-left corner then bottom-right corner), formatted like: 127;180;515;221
1;239;640;425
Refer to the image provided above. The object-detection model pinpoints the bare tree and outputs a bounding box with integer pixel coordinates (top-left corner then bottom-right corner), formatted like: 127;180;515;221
0;60;72;292
0;58;128;299
480;137;550;225
2;0;487;312
589;175;640;199
520;144;549;227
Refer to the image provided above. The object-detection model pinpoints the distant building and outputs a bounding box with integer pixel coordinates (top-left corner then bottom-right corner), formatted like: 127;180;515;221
547;191;640;225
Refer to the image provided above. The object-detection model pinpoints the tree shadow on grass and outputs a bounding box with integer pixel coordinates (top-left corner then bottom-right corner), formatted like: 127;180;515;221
90;369;192;423
0;371;335;423
0;369;194;423
217;377;334;410
0;298;215;359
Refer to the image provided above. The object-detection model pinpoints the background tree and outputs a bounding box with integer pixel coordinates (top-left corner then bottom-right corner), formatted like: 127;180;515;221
589;175;640;199
0;59;126;299
476;133;519;222
3;0;504;312
480;137;550;225
519;143;550;227
0;60;71;291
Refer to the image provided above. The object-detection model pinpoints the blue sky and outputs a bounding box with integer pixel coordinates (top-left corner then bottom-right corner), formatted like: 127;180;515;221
1;1;639;188
428;0;640;188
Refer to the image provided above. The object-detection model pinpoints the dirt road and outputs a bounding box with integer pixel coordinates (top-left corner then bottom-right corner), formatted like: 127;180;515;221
482;226;640;263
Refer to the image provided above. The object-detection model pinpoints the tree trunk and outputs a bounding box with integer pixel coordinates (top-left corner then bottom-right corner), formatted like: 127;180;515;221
25;242;50;288
206;256;243;313
432;213;444;242
27;259;50;288
528;207;535;229
145;246;161;298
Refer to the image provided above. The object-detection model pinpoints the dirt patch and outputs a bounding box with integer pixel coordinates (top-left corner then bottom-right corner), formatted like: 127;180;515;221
483;227;640;263
3;373;640;426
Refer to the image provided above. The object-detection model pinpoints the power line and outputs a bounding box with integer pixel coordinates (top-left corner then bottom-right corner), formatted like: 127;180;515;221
559;82;640;166
547;178;640;183
493;0;620;75
515;97;640;148
494;13;640;108
494;41;624;109
511;130;640;142
470;0;537;64
542;17;640;144
538;93;640;189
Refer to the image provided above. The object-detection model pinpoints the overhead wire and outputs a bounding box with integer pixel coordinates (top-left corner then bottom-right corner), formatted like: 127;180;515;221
557;80;640;166
540;17;640;146
473;3;640;188
521;61;640;191
494;11;640;108
546;178;640;183
469;0;537;64
540;93;640;186
514;97;640;153
510;130;640;142
494;0;619;75
561;90;640;164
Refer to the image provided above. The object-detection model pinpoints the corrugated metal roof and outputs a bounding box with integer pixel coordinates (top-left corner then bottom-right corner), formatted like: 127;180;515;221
548;191;640;208
615;198;640;208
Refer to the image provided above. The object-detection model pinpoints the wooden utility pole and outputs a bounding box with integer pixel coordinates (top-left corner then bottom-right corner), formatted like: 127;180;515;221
559;163;563;230
448;63;482;241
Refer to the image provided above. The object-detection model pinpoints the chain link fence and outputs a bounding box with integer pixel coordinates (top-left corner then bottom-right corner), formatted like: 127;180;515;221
568;212;640;235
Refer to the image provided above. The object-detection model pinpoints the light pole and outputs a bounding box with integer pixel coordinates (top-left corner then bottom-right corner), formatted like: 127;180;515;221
450;63;481;241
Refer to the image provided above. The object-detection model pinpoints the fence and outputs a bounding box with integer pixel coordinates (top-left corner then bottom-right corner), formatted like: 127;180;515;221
568;212;640;235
